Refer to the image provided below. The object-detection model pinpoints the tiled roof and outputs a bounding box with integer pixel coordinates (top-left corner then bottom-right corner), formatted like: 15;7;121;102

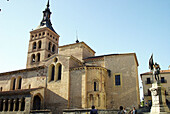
141;70;170;76
0;66;45;76
84;53;139;66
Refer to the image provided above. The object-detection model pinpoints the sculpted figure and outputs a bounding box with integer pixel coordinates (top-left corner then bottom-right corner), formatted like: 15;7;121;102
153;63;160;81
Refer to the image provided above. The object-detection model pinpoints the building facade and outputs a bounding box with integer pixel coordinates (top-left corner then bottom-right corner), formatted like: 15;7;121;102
0;1;140;114
140;69;170;108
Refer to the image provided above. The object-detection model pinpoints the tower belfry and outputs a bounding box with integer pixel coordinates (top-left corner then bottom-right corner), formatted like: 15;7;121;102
26;0;60;68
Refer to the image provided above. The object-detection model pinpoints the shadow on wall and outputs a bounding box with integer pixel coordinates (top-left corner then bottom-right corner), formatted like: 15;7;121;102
45;89;68;114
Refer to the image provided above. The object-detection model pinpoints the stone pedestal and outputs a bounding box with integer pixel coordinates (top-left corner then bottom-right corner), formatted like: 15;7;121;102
149;82;169;114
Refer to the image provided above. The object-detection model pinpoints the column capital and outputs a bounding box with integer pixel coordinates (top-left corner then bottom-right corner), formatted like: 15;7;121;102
8;99;12;103
3;99;6;103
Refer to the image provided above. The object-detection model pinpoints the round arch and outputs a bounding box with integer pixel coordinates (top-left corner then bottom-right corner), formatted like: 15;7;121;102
33;94;43;110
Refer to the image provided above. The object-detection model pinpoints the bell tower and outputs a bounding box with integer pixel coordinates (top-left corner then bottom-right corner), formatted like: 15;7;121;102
26;0;59;68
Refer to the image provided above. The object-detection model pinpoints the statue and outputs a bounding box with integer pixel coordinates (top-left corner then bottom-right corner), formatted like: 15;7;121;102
149;54;161;82
148;54;170;113
153;62;160;81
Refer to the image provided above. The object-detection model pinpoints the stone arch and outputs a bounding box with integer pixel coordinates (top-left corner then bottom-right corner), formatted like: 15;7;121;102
21;98;25;111
4;99;8;111
15;98;19;111
48;64;55;82
38;40;42;49
33;42;36;50
16;76;22;89
10;77;16;90
55;63;62;81
33;94;43;110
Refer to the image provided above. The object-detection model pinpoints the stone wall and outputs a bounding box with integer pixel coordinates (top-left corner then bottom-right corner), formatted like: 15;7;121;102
59;42;95;62
0;67;47;91
104;54;140;109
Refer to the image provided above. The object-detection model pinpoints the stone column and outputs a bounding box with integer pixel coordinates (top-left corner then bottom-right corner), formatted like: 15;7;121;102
150;82;170;113
18;98;22;111
24;97;31;112
100;93;106;109
13;99;17;111
81;67;88;108
8;99;11;111
3;99;6;111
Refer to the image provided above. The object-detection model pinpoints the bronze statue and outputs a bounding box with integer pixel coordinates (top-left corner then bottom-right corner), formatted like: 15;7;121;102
149;54;161;82
153;62;161;81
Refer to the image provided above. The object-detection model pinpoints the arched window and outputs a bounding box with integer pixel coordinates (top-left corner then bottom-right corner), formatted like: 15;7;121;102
11;78;16;90
52;44;55;52
48;64;55;82
18;77;22;89
37;53;40;62
33;42;36;50
56;63;62;80
94;82;97;91
51;65;55;81
38;40;42;49
48;42;51;50
93;80;99;91
31;54;35;63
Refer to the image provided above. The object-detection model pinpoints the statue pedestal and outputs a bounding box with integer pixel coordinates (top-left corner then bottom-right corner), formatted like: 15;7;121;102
149;82;169;114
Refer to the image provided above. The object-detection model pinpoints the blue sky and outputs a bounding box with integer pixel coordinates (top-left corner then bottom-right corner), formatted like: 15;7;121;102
1;0;170;99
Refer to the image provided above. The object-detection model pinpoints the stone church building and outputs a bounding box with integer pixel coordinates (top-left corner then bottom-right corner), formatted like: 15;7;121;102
0;1;140;113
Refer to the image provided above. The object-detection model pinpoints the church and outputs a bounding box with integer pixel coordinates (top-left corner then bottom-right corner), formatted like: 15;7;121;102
0;1;140;113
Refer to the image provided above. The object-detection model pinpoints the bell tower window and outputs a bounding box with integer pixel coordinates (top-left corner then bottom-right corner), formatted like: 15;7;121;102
52;44;55;52
33;42;36;50
37;53;41;62
31;54;36;63
38;41;42;49
48;42;51;50
26;0;60;69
